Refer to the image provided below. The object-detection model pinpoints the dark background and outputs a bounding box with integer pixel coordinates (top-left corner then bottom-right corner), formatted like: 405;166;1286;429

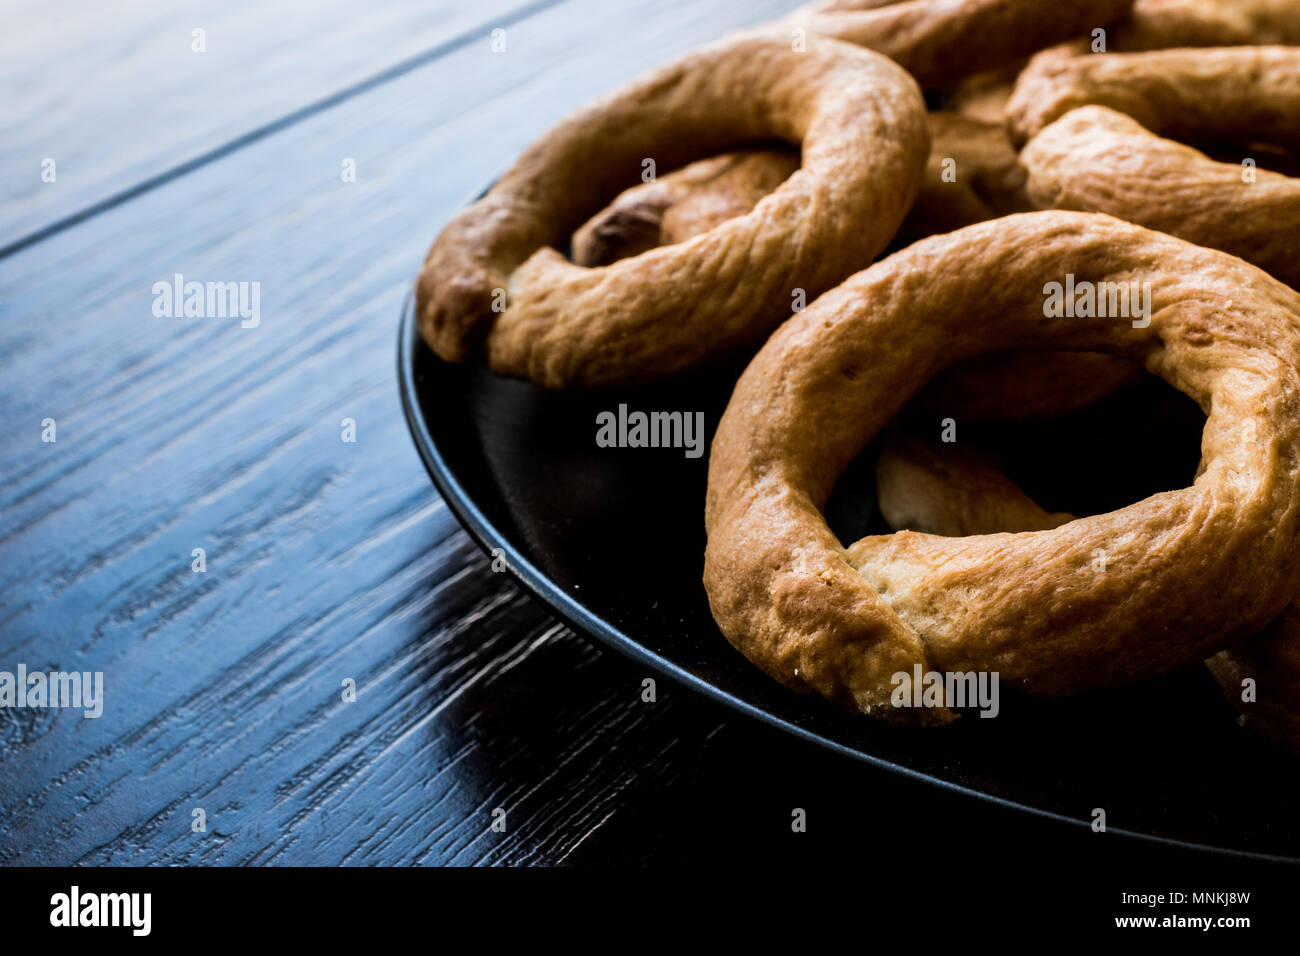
0;0;1292;905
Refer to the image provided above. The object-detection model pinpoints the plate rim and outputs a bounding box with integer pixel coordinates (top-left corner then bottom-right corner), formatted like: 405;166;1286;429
396;289;1298;866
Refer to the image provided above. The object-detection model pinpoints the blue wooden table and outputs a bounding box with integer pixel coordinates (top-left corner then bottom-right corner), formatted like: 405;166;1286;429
0;0;1286;873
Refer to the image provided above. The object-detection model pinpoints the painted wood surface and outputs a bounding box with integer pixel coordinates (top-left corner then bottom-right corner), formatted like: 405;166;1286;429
1;0;561;251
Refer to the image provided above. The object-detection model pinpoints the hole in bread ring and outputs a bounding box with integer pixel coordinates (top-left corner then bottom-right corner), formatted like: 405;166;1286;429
873;391;1299;751
416;35;929;389
703;211;1300;723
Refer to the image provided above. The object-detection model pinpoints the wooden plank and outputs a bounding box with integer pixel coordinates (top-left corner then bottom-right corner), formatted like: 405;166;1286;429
0;0;800;865
0;0;556;251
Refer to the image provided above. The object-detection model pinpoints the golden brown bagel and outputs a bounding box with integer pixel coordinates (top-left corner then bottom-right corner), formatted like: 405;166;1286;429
601;0;1137;262
704;212;1300;722
416;36;928;388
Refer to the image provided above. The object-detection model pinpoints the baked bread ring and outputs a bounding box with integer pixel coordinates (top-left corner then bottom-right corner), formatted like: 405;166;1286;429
875;429;1300;752
1115;0;1300;50
703;212;1300;723
1007;45;1300;149
416;36;928;388
773;0;1136;86
1021;105;1300;290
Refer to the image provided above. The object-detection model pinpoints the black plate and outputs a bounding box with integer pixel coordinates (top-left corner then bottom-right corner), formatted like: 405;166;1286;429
398;292;1300;862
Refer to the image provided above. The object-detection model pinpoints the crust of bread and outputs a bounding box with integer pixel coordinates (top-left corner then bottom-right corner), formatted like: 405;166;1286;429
1008;44;1300;148
773;0;1135;86
1022;104;1300;290
1115;0;1300;50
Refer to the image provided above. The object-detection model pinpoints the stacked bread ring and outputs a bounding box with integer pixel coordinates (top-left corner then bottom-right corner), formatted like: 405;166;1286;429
418;0;1300;749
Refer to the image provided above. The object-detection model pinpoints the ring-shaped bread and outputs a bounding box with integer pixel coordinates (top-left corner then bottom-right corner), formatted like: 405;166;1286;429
703;211;1300;722
416;35;928;388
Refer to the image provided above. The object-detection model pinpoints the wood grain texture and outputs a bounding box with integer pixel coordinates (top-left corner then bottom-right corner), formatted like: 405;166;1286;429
0;0;562;251
0;0;822;866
